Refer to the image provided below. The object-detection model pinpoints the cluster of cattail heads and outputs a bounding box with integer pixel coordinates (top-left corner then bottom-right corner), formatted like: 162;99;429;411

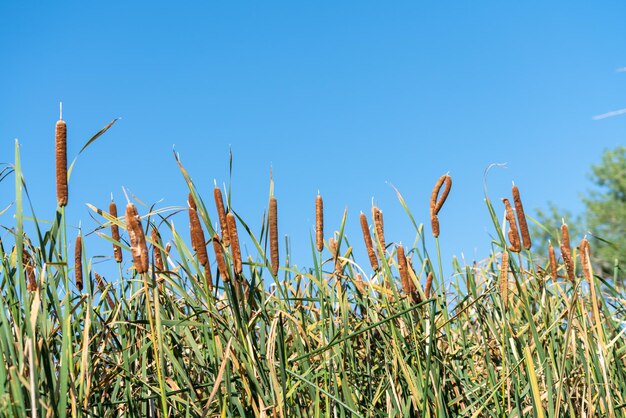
430;175;452;238
502;184;532;253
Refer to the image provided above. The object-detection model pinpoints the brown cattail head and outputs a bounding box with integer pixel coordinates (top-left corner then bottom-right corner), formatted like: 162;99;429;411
212;234;230;282
109;200;122;263
125;203;149;274
548;241;558;280
580;238;592;282
151;226;164;271
372;206;385;251
55;114;68;207
430;175;452;238
226;212;242;275
397;245;413;303
75;235;83;291
269;196;279;276
425;272;434;299
23;249;37;292
560;222;575;281
500;250;509;309
315;194;324;253
359;212;379;271
502;198;521;253
188;193;209;267
214;186;231;247
512;184;531;250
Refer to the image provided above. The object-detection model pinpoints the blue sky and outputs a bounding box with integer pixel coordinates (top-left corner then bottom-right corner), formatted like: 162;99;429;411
1;2;625;281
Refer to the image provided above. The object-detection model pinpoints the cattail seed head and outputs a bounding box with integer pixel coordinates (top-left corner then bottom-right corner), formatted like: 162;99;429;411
372;206;385;251
75;235;83;291
109;200;123;263
23;249;37;292
580;238;592;282
512;184;531;250
560;223;575;281
212;234;230;282
397;245;413;303
188;193;209;267
269;196;279;276
500;250;509;309
548;241;558;280
425;272;434;299
226;212;243;275
214;186;230;247
55;116;68;207
125;203;149;274
151;226;164;271
359;212;379;271
430;175;452;238
502;198;521;253
315;194;324;253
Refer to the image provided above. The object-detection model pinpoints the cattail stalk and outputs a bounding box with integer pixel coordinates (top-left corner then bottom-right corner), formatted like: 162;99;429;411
500;250;509;309
212;234;230;282
560;222;575;281
269;196;279;276
75;235;83;291
372;206;385;251
110;200;123;263
55;108;68;207
227;212;243;275
430;175;452;238
512;184;531;250
580;238;592;282
548;241;558;280
126;203;149;274
315;194;324;252
502;198;521;252
214;186;230;247
359;212;379;271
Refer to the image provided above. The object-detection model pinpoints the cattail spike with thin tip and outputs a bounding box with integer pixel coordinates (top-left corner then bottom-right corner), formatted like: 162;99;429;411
188;193;209;266
75;235;83;291
214;186;230;247
152;226;164;271
560;222;575;281
55;104;68;207
126;202;149;274
359;212;379;271
227;212;243;275
372;206;385;251
269;196;279;276
502;198;521;252
315;194;324;252
512;184;531;250
109;200;122;263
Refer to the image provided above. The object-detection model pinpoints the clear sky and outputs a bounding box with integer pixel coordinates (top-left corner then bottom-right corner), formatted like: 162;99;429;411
1;2;625;281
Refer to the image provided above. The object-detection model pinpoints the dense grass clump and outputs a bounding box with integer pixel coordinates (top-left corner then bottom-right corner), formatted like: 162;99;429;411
0;116;625;417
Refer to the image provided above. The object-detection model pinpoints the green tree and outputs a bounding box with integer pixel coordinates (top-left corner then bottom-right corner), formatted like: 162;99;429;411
533;146;625;278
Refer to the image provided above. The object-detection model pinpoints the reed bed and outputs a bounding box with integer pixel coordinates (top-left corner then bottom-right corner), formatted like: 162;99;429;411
0;115;625;418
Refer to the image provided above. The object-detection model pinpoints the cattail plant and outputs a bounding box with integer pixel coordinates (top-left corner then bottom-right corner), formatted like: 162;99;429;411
23;249;37;292
75;235;83;291
502;198;521;253
55;104;68;207
580;238;592;282
430;174;452;238
214;185;230;247
95;273;115;310
372;206;385;251
548;241;558;280
227;212;242;275
109;200;123;263
359;212;379;271
212;234;230;282
269;196;279;276
560;222;575;281
151;226;164;271
500;250;509;309
316;193;324;253
397;245;417;303
512;184;531;250
329;237;342;275
188;193;211;289
424;271;434;299
125;202;149;274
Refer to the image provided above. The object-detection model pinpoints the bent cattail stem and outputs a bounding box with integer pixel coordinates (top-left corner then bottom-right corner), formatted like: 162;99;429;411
500;250;509;309
502;198;521;253
580;238;592;282
227;212;243;275
23;249;37;292
360;212;379;271
75;235;83;291
560;223;575;281
126;203;149;274
269;196;279;276
55;109;68;207
430;174;452;237
109;200;123;263
512;184;531;250
548;241;558;280
214;186;230;247
188;193;209;267
152;226;164;271
316;194;324;253
212;234;230;282
425;272;434;299
372;206;385;251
